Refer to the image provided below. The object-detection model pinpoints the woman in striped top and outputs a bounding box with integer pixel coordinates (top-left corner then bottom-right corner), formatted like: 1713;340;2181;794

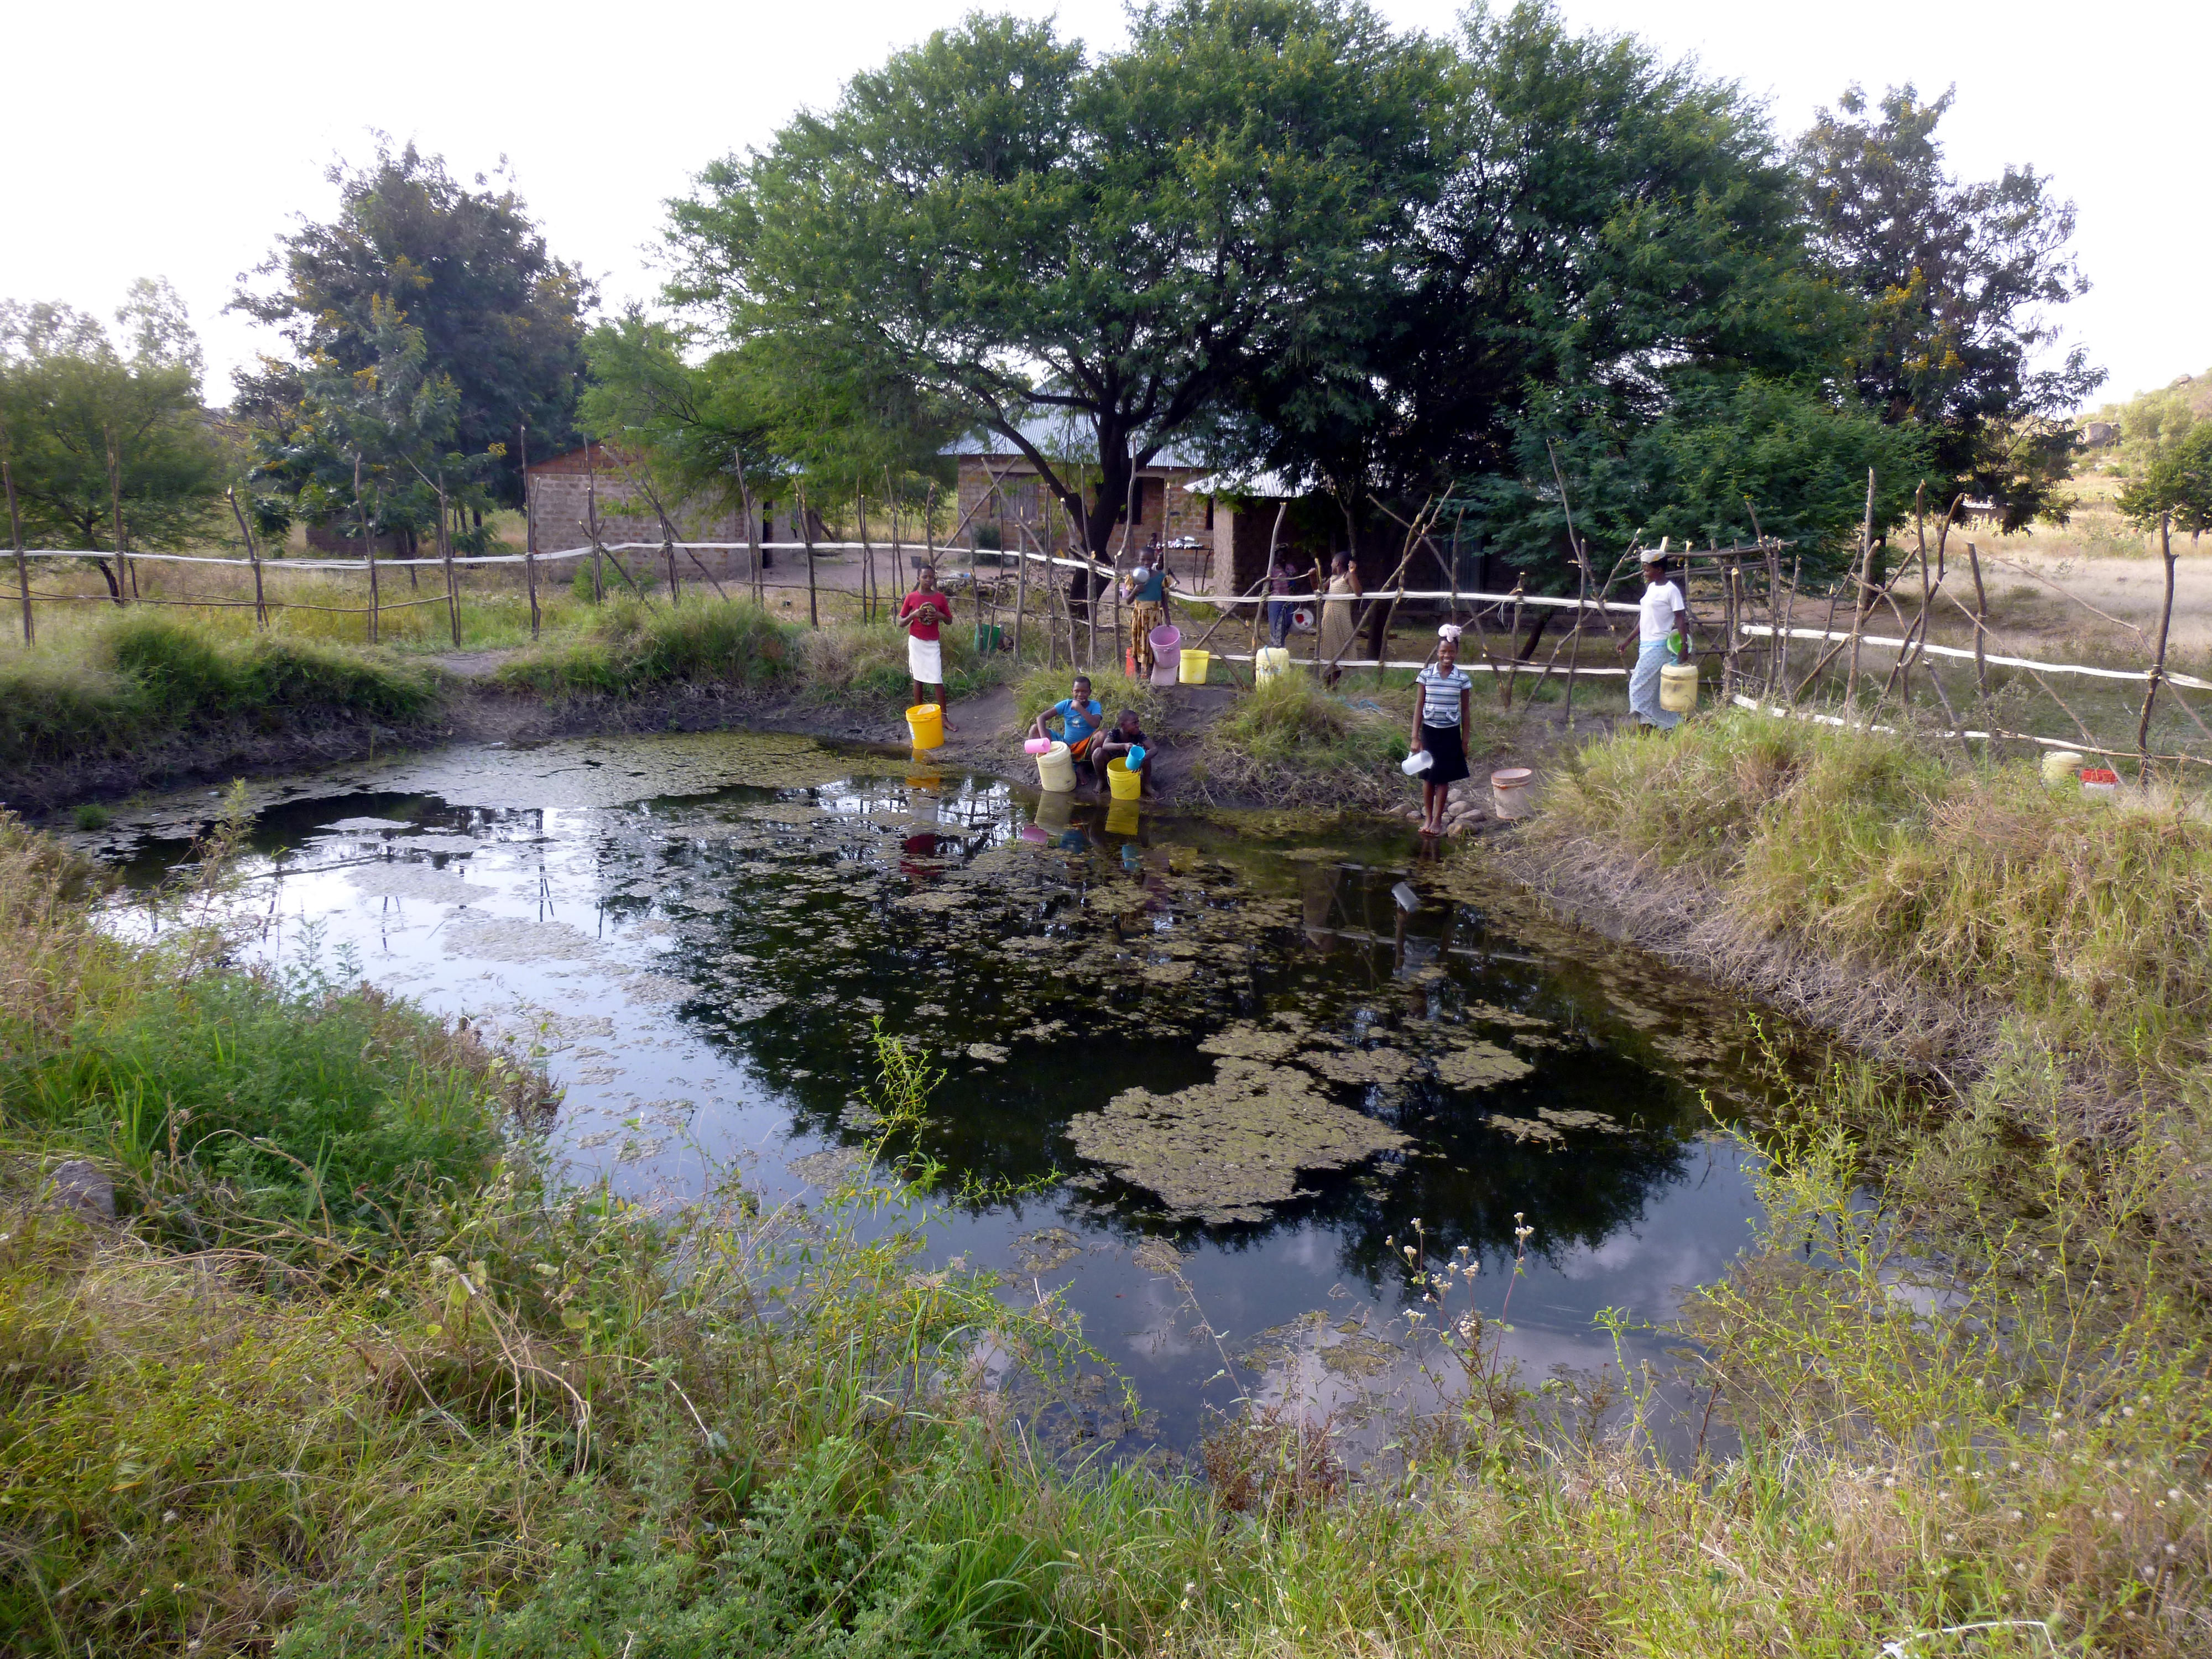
1410;628;1474;835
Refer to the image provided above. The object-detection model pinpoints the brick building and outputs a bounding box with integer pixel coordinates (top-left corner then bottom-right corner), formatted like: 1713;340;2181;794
949;422;1219;587
524;444;749;560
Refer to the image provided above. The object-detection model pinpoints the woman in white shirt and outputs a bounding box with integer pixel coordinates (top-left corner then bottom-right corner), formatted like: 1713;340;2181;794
1409;627;1474;835
1627;547;1692;729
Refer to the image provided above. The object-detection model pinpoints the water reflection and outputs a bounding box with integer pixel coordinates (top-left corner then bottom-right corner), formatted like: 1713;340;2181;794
89;730;1783;1454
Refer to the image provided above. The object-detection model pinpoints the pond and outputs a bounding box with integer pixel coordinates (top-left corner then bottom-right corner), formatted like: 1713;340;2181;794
92;730;1790;1458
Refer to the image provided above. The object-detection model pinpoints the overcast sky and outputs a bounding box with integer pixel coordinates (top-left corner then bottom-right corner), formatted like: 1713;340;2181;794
8;1;2199;409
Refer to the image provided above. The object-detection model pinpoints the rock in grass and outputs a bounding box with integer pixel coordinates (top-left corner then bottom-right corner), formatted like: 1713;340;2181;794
48;1159;115;1220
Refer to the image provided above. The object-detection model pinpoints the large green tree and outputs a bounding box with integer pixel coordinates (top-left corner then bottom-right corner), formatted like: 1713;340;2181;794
0;281;228;585
1797;84;2102;529
666;0;1448;556
234;141;593;513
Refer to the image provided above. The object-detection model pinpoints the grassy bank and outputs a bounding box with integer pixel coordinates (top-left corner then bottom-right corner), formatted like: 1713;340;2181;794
8;758;2212;1652
0;613;442;776
493;595;1010;707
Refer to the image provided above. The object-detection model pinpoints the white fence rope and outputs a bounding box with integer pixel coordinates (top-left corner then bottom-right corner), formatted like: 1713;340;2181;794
1739;623;2211;693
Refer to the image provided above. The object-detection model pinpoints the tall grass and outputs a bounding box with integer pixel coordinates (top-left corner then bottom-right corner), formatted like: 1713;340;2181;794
0;612;444;771
492;597;806;697
1192;672;1413;809
1543;711;2212;1082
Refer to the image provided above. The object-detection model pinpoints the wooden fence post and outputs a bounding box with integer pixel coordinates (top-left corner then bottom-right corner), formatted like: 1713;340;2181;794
439;478;461;646
733;450;761;604
525;549;540;640
3;441;29;645
1966;540;1991;707
2138;511;2178;769
585;443;604;604
367;540;381;645
227;488;267;630
108;430;135;604
797;484;818;627
1843;469;1875;715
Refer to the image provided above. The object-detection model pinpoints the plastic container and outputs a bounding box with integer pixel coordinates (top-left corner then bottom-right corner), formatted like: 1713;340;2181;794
2081;765;2120;801
1149;662;1180;687
1149;623;1182;653
1024;737;1052;755
1255;646;1293;685
1105;757;1143;800
905;702;945;750
1658;662;1698;713
973;622;1004;654
1178;648;1211;685
2041;749;2086;786
1401;748;1434;777
1035;741;1076;792
1491;767;1535;820
1124;744;1146;770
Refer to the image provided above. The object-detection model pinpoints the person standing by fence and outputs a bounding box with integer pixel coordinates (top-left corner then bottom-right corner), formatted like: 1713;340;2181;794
898;565;957;729
1265;549;1300;648
1125;554;1175;675
1409;625;1474;836
1625;546;1693;730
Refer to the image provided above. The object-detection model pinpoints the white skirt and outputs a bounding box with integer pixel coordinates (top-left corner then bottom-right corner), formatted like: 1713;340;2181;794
907;634;943;686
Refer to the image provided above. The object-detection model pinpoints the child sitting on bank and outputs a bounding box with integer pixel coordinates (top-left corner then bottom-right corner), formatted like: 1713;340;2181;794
1091;709;1153;794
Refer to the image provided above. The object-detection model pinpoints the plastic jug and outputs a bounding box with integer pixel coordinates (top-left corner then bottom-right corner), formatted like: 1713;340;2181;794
905;702;945;750
1178;648;1211;684
1035;741;1076;792
1106;757;1143;800
1658;663;1697;713
1255;646;1292;685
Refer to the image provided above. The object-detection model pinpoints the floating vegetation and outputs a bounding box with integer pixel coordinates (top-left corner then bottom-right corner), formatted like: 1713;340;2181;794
1428;1041;1535;1092
1131;1237;1187;1277
1302;1045;1417;1088
1009;1228;1086;1274
442;915;603;963
788;1145;870;1190
346;863;494;906
968;1042;1010;1063
1196;1022;1310;1063
1066;1058;1409;1225
1488;1114;1564;1145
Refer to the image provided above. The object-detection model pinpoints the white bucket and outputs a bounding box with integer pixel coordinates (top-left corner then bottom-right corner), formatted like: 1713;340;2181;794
1036;742;1076;792
1491;767;1534;820
2041;750;2085;786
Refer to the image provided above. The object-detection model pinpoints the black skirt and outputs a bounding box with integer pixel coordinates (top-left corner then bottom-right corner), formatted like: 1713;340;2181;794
1418;723;1469;786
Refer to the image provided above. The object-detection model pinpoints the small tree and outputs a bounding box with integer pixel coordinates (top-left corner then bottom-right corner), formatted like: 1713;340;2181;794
0;281;227;590
1797;84;2103;529
2117;422;2212;541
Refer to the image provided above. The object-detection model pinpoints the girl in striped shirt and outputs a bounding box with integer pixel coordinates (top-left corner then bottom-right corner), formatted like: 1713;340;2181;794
1410;628;1474;835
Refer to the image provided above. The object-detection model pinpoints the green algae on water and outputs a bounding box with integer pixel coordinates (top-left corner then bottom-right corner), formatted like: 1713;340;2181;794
1065;1057;1408;1225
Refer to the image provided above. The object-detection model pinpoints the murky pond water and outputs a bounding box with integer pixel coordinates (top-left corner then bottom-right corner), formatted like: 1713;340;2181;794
95;731;1786;1455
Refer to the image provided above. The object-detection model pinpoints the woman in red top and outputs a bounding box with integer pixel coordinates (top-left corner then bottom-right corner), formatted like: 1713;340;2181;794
897;566;957;723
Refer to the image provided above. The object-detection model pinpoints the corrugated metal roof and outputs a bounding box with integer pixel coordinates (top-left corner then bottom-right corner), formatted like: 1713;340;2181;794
944;414;1210;471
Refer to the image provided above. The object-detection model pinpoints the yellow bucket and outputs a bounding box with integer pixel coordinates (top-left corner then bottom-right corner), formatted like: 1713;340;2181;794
905;702;944;750
1178;649;1211;685
1104;797;1140;836
1106;755;1143;800
1658;663;1698;713
1036;741;1076;792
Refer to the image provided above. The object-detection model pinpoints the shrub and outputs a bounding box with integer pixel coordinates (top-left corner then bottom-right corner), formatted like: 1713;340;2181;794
0;614;442;770
494;597;804;697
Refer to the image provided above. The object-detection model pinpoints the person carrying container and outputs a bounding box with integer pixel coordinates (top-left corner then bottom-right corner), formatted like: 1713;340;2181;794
1408;625;1474;836
898;566;958;729
1624;544;1694;730
1264;550;1302;649
1030;674;1107;772
1090;709;1154;794
1124;556;1175;674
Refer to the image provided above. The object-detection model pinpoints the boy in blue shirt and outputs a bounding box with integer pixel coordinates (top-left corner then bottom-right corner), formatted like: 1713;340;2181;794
1029;674;1107;768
